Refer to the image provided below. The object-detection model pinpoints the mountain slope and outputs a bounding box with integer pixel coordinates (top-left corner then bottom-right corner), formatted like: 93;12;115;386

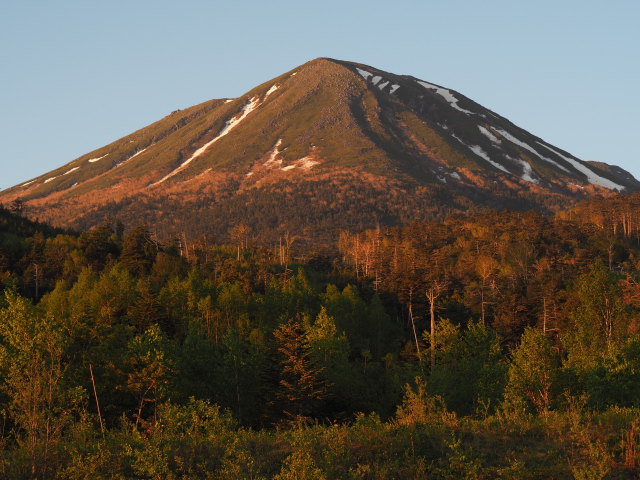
2;58;638;244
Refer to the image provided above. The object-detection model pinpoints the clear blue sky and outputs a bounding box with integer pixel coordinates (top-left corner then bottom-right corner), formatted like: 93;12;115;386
1;0;639;190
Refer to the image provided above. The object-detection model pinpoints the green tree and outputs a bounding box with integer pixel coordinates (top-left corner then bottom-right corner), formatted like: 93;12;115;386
564;260;627;369
367;293;401;358
0;292;84;478
306;307;352;414
504;327;559;414
322;284;369;355
582;334;640;408
215;329;268;426
122;324;175;429
40;266;140;425
428;319;506;415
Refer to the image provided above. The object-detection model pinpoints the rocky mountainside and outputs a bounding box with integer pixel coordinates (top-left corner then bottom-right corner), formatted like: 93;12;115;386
2;58;638;245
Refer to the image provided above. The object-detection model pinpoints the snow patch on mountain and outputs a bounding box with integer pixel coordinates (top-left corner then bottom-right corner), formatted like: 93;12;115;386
281;159;318;172
495;129;569;173
64;167;79;175
213;96;260;141
126;147;148;162
417;81;474;115
265;84;279;99
356;68;399;95
468;145;510;173
356;68;373;81
117;146;151;167
264;139;283;168
88;154;108;163
536;142;625;191
297;156;319;169
451;132;509;173
507;155;538;184
44;176;57;184
278;150;319;171
479;126;501;144
153;96;261;185
21;180;35;187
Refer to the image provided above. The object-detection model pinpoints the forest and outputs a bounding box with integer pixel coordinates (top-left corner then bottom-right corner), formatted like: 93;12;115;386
0;195;640;479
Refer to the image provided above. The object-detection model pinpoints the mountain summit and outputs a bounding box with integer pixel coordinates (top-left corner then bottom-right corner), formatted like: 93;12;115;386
3;58;638;243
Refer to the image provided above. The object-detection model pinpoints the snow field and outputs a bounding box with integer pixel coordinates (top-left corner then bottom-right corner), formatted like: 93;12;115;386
468;145;510;173
123;147;149;163
356;68;400;95
478;126;501;144
506;155;539;184
88;154;108;163
262;140;318;172
536;142;624;191
451;132;510;174
417;80;474;115
265;84;279;99
263;139;283;168
494;129;569;173
296;156;319;169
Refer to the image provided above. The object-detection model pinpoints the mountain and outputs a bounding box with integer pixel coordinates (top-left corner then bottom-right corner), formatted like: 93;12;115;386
2;58;638;245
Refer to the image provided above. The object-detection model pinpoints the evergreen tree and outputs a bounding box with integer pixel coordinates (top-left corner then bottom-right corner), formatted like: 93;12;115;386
273;319;326;423
79;222;120;271
120;224;157;276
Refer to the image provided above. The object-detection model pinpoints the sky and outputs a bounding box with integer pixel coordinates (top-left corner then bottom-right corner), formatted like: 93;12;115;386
1;0;639;190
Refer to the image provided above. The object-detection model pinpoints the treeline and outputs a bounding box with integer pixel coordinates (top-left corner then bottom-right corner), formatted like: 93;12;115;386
0;203;639;478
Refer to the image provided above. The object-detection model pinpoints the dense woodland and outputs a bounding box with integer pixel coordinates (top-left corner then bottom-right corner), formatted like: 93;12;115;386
1;195;640;479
